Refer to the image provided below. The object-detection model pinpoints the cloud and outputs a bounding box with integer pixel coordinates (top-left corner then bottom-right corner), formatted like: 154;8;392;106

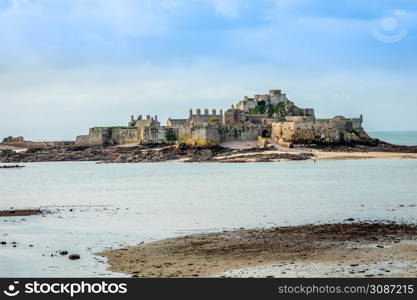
206;0;243;18
1;61;417;140
1;0;417;140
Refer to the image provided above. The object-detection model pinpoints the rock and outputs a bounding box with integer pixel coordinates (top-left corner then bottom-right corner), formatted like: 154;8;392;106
0;241;6;245
59;251;68;256
68;254;81;260
376;245;384;248
0;165;25;169
350;264;359;267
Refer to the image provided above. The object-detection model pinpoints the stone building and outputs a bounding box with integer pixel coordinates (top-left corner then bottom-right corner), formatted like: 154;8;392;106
75;89;374;147
166;118;187;127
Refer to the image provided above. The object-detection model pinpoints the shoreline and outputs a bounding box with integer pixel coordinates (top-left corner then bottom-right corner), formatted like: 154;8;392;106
97;223;417;278
1;141;417;163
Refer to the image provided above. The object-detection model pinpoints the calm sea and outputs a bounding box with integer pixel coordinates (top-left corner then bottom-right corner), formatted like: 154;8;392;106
369;130;417;146
0;131;417;277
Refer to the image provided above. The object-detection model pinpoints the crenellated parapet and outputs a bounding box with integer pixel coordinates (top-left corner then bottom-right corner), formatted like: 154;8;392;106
187;108;223;125
128;114;160;127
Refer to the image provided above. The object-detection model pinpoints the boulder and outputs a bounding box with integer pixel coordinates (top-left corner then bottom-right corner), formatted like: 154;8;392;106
68;254;81;260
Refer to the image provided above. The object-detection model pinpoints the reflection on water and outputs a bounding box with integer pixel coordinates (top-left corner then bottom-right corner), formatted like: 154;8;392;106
1;159;417;277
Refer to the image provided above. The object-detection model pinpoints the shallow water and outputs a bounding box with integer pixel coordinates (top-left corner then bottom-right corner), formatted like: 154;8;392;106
1;158;417;277
369;130;417;146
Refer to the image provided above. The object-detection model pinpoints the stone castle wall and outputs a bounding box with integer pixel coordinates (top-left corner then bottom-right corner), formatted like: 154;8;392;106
76;126;182;146
140;127;181;144
76;127;140;146
183;124;261;144
271;117;372;146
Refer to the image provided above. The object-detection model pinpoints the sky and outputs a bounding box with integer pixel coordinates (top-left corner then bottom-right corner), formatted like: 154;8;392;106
0;0;417;140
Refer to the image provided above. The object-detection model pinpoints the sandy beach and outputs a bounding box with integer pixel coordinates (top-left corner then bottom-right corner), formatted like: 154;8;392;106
98;223;417;278
213;148;417;162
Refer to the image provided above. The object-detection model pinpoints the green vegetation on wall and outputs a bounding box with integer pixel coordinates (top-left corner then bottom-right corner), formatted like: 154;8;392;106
276;102;286;119
208;117;221;124
247;101;287;119
165;133;177;142
248;100;266;114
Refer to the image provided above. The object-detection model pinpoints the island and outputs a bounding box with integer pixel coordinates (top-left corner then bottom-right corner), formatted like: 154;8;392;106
1;89;417;163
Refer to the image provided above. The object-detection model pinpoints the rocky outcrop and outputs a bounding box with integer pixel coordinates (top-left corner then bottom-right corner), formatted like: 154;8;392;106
1;140;416;164
0;165;25;169
0;144;314;163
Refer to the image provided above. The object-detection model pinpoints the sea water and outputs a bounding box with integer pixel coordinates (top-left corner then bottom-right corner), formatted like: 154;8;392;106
0;131;416;277
369;130;417;146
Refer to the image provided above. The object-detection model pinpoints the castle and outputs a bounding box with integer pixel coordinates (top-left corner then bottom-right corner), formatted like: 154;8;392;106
75;89;373;147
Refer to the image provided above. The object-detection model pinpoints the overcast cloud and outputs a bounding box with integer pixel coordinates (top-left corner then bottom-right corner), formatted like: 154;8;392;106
0;0;416;140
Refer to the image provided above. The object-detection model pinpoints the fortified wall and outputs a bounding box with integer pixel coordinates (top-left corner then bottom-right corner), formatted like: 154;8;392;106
271;115;373;147
76;124;261;146
76;127;140;146
182;124;261;144
75;88;375;147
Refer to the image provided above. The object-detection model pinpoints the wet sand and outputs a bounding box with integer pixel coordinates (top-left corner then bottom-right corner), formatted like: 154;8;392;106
0;209;42;217
97;223;417;278
311;150;417;160
213;149;417;162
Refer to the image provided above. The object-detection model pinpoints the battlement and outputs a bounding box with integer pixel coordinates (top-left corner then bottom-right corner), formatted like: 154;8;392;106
128;114;160;127
189;108;223;117
268;89;282;95
187;108;223;125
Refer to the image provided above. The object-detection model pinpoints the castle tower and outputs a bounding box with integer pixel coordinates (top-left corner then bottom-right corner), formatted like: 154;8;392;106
204;108;209;115
212;109;216;116
268;89;281;96
189;109;193;117
196;109;201;121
